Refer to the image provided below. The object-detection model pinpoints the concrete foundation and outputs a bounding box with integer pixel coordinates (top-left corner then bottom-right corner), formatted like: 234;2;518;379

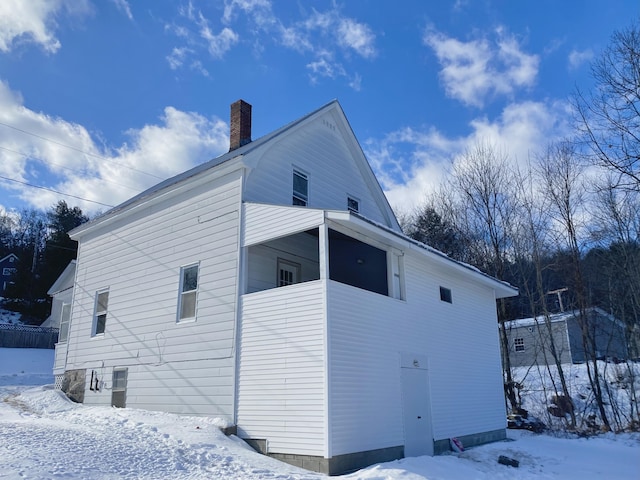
433;428;507;454
61;369;86;403
245;440;404;476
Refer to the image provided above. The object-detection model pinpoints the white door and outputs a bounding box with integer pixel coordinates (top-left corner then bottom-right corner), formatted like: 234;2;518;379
401;366;433;457
277;258;300;286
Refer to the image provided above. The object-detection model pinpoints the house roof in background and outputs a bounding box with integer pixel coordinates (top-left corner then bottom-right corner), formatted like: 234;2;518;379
47;260;76;296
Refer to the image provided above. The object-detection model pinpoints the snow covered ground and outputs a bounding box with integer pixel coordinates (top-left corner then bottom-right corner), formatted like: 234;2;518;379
1;347;638;479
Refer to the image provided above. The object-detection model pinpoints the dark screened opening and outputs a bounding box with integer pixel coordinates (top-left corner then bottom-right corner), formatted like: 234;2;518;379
328;229;388;296
440;286;452;303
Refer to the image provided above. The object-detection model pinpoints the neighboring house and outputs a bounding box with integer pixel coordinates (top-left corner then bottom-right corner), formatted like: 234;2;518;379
504;307;629;367
55;100;518;475
42;261;76;345
0;253;18;295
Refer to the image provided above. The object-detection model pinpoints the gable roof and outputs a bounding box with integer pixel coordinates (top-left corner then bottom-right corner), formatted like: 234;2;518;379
47;260;76;296
71;100;399;238
504;307;623;329
0;253;18;264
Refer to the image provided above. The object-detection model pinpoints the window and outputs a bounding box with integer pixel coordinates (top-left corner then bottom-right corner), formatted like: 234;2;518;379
439;286;452;303
93;289;109;335
347;196;359;213
178;264;199;321
112;368;128;408
59;303;71;343
514;338;525;352
277;258;301;287
292;169;308;206
2;268;16;276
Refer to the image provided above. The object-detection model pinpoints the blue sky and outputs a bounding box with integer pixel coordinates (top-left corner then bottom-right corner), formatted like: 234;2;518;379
0;0;637;216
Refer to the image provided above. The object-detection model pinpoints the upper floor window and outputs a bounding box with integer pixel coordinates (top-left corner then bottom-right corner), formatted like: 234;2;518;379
59;303;71;343
292;169;308;206
2;268;16;276
347;196;359;213
178;263;199;321
93;289;109;336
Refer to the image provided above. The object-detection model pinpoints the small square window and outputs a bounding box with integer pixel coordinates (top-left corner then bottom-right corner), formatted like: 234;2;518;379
293;169;308;206
347;196;359;213
514;338;525;352
178;264;199;321
439;286;452;303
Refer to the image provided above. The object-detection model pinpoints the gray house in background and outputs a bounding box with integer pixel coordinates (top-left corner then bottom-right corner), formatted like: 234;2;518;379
504;307;629;367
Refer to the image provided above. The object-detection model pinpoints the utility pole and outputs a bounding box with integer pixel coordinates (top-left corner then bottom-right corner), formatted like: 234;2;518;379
547;287;568;312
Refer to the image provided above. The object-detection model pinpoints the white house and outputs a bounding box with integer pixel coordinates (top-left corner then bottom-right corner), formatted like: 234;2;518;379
55;100;517;475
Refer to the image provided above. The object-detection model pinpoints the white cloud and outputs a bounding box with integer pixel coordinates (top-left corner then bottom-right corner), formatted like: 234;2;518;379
198;17;238;59
0;0;91;54
166;2;374;90
111;0;133;21
366;100;571;214
337;18;376;59
166;47;190;70
424;27;539;107
568;48;593;70
306;50;345;82
0;81;228;214
222;0;273;28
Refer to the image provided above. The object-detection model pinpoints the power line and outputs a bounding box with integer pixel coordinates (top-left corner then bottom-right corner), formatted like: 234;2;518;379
0;174;114;208
0;120;164;180
0;145;142;193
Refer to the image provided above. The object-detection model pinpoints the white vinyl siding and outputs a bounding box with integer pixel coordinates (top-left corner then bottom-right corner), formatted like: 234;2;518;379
243;203;324;247
243;113;392;228
237;281;326;456
65;170;242;419
327;252;506;455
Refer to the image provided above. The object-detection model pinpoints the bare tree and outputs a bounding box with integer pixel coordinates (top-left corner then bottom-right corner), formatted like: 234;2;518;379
538;141;611;430
573;19;640;191
442;142;520;411
511;163;577;427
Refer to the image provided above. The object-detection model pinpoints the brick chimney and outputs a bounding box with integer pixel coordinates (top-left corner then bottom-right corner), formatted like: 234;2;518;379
229;99;252;151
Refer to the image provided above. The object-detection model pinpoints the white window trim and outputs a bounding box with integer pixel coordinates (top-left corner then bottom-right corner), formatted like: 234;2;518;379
277;258;301;287
292;168;308;206
92;288;109;337
177;263;199;322
58;302;71;343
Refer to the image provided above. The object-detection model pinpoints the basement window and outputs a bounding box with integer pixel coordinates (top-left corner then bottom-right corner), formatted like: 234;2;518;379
112;368;128;408
514;338;525;352
439;286;452;303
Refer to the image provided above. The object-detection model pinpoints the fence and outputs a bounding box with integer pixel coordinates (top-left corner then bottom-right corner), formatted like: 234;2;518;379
0;324;59;349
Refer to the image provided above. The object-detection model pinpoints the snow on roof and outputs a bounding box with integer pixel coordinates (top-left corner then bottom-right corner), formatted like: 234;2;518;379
505;307;623;329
